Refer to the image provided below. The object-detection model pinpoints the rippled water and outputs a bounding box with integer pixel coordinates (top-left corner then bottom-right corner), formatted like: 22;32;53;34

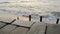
0;0;60;22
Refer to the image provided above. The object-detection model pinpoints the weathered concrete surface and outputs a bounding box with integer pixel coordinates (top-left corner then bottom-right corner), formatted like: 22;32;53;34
0;25;16;34
58;20;60;24
0;17;15;23
46;21;56;24
27;22;46;34
47;24;60;34
0;22;6;28
44;19;57;24
12;20;34;27
10;27;28;34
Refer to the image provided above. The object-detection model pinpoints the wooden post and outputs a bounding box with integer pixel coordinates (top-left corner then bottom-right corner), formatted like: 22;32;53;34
17;17;19;20
40;16;42;22
29;15;31;21
56;18;59;24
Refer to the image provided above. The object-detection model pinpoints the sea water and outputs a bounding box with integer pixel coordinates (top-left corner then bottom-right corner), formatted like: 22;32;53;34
0;0;60;22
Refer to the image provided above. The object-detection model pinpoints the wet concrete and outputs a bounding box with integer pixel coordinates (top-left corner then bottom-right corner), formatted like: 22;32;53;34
0;25;16;34
47;24;60;34
0;22;6;28
27;22;46;34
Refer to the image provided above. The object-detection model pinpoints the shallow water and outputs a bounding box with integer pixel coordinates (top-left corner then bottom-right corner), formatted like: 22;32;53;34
0;0;60;22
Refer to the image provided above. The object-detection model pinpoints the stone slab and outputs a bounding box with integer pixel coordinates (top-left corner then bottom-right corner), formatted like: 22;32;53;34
0;17;15;23
0;22;6;28
47;24;60;34
27;22;46;34
46;21;56;24
58;20;60;24
10;27;28;34
12;20;34;27
0;25;16;34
